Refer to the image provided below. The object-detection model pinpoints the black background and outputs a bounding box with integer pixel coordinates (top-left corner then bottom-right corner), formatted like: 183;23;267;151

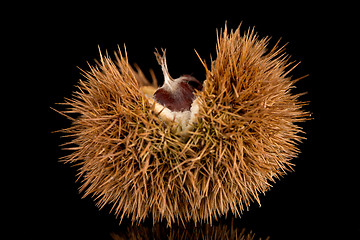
12;2;357;239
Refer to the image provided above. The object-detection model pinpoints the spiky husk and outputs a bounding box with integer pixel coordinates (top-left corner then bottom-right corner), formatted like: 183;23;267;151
58;25;309;226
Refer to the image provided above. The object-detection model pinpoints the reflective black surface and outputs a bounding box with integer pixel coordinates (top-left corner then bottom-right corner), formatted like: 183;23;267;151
111;219;269;240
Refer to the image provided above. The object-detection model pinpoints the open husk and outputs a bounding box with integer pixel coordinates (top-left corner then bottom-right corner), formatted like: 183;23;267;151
57;25;309;226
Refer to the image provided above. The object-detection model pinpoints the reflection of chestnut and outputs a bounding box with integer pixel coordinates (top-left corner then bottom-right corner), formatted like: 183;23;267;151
56;24;309;226
111;219;269;240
